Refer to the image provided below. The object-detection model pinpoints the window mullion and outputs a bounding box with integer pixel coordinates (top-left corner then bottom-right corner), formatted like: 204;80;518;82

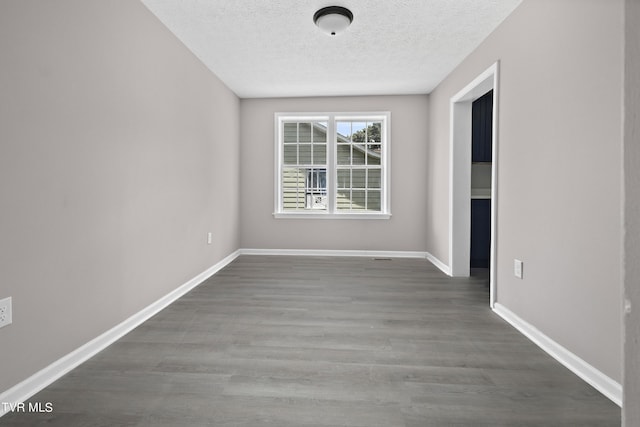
327;115;336;214
276;117;283;213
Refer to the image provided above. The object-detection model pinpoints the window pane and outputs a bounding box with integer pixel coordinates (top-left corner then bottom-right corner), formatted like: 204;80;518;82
283;144;297;165
312;143;326;164
337;169;350;189
282;168;305;210
337;144;351;165
368;152;381;166
351;122;367;142
352;169;365;188
299;144;311;164
367;122;381;144
283;123;297;143
299;123;312;142
306;194;327;210
305;168;327;210
306;168;326;192
337;121;351;139
351;190;366;210
367;190;381;211
368;169;381;188
314;122;327;142
282;168;328;211
337;189;351;210
352;145;365;165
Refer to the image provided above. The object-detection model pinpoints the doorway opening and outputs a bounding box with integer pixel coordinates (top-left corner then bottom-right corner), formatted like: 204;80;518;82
449;62;499;307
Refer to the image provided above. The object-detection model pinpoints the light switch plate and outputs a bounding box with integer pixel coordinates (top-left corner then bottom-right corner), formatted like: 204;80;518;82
514;259;523;279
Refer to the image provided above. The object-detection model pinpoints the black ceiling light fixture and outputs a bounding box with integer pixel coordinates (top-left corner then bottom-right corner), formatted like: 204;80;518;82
313;6;353;36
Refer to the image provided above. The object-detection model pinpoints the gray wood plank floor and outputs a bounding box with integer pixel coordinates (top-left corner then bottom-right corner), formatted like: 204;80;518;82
1;255;620;426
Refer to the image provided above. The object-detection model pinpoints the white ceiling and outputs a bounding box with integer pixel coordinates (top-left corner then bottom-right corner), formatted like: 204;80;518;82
140;0;522;98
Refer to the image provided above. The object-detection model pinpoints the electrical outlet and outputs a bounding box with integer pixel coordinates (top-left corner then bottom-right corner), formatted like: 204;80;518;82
207;232;212;245
0;297;12;329
514;259;523;279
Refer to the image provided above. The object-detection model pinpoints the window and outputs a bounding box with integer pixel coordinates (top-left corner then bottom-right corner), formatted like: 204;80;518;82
275;113;390;218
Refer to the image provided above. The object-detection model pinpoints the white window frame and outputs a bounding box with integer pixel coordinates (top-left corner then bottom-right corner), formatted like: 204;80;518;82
274;112;391;219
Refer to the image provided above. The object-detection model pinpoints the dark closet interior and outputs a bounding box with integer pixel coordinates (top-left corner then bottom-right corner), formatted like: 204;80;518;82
470;90;493;269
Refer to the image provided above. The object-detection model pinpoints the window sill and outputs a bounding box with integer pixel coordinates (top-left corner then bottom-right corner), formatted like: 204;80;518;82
273;212;392;220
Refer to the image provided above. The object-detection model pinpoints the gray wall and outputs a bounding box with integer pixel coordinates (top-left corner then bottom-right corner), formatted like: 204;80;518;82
428;0;623;382
240;96;429;252
0;0;240;393
624;0;640;423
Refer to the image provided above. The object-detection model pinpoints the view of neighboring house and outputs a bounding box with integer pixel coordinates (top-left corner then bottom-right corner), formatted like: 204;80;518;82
282;121;382;212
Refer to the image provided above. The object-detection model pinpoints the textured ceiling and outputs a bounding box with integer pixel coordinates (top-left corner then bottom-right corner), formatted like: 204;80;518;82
140;0;522;98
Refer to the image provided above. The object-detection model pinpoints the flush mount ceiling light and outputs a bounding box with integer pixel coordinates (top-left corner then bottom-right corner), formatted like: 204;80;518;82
313;6;353;36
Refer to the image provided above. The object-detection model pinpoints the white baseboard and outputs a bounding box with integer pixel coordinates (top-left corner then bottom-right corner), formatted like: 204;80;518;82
0;250;240;418
239;248;429;259
425;252;451;275
492;302;622;407
240;249;452;276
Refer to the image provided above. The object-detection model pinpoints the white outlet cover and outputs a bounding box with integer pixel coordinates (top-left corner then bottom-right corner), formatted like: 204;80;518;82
0;297;12;328
514;259;523;279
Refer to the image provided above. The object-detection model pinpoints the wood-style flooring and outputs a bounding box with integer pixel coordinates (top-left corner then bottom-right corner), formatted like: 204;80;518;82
0;255;621;426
